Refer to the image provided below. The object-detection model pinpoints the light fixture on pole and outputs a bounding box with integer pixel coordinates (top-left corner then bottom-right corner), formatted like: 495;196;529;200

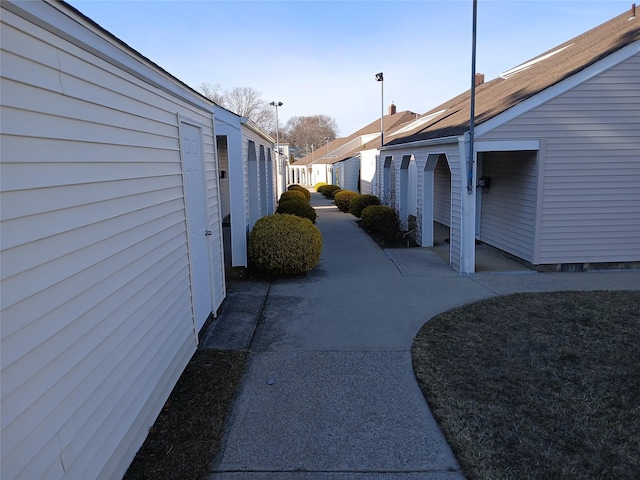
270;101;283;192
375;72;384;146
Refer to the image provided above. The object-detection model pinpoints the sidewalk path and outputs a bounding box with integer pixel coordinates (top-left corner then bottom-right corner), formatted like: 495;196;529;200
206;192;640;479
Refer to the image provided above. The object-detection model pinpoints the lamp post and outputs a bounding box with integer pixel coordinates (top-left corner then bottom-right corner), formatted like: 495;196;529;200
270;101;283;192
467;0;477;195
375;72;384;146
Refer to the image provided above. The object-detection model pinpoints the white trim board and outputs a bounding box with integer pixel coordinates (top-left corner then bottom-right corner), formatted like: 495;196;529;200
474;140;540;152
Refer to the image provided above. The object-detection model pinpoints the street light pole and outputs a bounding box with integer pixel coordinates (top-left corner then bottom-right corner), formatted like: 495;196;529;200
467;0;477;195
375;72;384;146
269;101;283;192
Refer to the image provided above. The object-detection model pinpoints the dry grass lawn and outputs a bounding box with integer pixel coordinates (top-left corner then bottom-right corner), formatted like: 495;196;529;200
123;349;247;480
412;290;640;480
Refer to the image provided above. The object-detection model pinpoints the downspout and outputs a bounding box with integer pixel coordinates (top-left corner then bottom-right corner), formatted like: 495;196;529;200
467;0;478;194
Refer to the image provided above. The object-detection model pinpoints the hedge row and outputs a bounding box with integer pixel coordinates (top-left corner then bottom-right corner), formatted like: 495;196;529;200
330;192;401;243
277;186;316;223
317;184;341;198
287;184;311;201
349;194;380;218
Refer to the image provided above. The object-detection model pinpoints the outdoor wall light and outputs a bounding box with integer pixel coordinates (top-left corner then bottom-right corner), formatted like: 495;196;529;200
220;170;227;179
477;176;491;192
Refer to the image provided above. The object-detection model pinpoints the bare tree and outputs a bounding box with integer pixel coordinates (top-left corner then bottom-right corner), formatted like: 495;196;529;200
200;84;275;134
199;82;225;105
199;84;337;144
284;114;338;154
224;86;261;118
224;87;276;134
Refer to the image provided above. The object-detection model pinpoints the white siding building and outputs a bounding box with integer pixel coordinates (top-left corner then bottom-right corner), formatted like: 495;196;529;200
377;6;640;273
1;1;225;478
290;109;417;191
215;106;279;268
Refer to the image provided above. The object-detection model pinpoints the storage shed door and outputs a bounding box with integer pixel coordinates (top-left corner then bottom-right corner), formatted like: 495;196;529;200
181;122;213;331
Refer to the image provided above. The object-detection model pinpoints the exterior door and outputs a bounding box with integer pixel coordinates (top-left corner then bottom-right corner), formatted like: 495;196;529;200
181;121;213;332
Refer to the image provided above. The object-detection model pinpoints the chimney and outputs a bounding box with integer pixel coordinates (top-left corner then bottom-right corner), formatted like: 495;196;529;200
630;3;636;18
388;102;396;115
474;73;485;87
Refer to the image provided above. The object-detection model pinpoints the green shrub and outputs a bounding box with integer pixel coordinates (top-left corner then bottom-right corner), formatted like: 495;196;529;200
248;214;322;276
334;190;358;212
313;182;328;192
318;184;340;198
287;184;311;201
276;199;317;223
349;194;381;218
360;205;400;243
330;188;342;199
279;190;307;203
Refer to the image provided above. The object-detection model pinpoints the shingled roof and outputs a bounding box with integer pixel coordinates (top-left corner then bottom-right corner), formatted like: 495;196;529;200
386;5;640;145
293;110;418;166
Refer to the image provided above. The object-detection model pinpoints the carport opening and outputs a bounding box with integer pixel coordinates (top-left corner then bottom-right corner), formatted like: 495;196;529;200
430;221;451;264
421;153;452;266
474;150;538;272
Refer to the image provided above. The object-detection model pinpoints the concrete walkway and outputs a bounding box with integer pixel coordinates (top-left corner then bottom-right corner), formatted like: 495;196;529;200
204;192;640;479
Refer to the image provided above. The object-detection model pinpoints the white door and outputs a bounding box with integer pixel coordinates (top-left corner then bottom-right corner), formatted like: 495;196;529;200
181;122;213;331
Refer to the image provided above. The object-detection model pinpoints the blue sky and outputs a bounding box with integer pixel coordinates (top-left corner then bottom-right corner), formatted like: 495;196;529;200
67;0;633;135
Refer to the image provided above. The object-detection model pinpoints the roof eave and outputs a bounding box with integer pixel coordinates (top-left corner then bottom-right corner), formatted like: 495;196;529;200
381;135;461;151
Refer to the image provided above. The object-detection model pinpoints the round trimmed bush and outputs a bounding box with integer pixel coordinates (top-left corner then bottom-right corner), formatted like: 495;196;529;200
314;182;328;192
349;194;381;218
334;190;358;212
248;214;322;276
287;184;311;201
330;188;342;199
280;190;307;203
361;205;400;242
318;184;340;198
276;199;317;223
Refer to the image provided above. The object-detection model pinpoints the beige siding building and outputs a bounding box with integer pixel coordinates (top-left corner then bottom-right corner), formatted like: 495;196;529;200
377;5;640;273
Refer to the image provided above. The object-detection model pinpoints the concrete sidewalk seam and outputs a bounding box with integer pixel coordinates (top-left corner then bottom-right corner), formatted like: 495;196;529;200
248;283;272;351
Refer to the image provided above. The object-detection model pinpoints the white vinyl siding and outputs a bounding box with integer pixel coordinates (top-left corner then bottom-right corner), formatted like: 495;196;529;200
244;128;275;228
393;145;462;272
217;136;231;218
340;156;361;192
445;149;464;272
359;149;378;194
478;51;640;264
1;3;224;479
214;109;247;267
246;140;260;228
478;151;537;262
200;123;225;314
388;157;397;207
433;158;452;226
413;148;464;272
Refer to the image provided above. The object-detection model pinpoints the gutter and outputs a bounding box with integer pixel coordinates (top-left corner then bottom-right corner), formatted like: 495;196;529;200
240;117;275;143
